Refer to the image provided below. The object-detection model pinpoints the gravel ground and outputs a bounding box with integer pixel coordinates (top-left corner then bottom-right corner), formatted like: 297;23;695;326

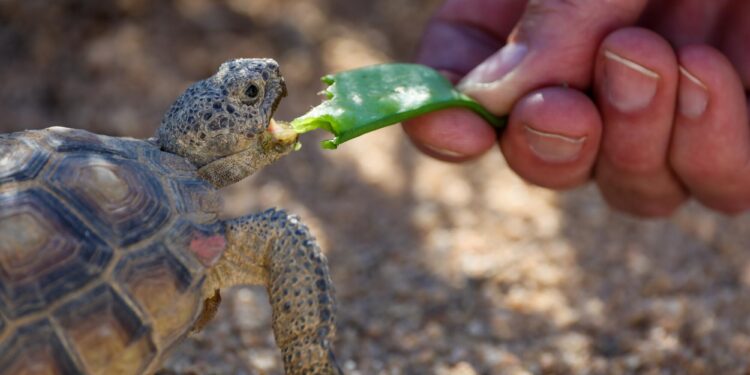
2;1;750;374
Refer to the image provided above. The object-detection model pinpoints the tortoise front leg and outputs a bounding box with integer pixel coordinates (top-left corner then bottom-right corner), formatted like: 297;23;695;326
209;208;342;375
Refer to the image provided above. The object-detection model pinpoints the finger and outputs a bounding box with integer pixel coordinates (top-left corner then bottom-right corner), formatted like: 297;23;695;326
416;0;527;77
670;45;750;214
500;86;601;189
718;0;750;88
592;27;687;217
402;109;497;162
638;0;729;48
459;0;649;115
404;0;526;161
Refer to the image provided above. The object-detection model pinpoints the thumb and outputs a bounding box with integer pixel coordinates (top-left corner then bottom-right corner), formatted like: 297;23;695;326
459;0;649;114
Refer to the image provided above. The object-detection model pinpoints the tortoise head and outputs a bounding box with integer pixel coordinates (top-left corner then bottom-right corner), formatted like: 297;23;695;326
156;58;297;168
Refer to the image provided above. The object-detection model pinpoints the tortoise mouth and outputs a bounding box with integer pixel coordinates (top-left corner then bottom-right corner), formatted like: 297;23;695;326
261;78;295;147
198;118;297;170
267;119;298;145
214;77;291;161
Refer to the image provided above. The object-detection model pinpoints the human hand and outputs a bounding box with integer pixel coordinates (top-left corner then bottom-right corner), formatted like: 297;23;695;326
403;0;750;216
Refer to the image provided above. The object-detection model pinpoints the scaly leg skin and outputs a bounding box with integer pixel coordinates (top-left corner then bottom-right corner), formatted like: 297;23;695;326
206;208;342;375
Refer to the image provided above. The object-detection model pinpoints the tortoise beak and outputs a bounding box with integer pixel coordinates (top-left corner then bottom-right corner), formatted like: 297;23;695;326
270;77;287;116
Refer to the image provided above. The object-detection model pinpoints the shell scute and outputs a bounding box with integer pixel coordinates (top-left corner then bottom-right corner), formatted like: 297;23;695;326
53;284;156;375
115;244;201;345
0;189;112;318
45;153;172;247
142;147;197;179
0;319;82;375
170;178;222;221
42;127;139;160
0;128;223;373
0;135;49;184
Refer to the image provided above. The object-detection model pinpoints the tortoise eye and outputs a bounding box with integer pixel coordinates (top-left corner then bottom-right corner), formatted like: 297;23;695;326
244;84;260;99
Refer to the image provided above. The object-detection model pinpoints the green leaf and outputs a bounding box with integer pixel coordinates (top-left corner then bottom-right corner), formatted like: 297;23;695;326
291;63;506;149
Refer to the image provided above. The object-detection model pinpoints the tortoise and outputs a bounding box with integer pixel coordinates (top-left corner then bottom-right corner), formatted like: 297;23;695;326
0;58;342;375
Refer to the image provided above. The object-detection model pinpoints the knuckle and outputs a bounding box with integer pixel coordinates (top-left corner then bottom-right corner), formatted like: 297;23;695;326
704;202;747;216
526;0;636;20
631;201;681;218
673;160;732;187
605;196;682;218
527;0;586;14
596;178;686;217
602;149;665;176
699;196;750;216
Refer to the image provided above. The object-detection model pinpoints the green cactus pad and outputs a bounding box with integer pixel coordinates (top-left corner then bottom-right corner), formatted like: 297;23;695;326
291;63;505;149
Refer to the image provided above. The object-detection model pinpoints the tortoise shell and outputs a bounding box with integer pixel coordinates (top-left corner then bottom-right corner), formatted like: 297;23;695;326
0;127;225;375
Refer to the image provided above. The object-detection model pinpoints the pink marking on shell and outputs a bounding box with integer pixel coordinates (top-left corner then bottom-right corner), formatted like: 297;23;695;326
189;233;227;267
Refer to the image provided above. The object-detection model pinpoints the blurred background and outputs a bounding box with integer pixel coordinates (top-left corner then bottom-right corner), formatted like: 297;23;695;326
2;1;750;374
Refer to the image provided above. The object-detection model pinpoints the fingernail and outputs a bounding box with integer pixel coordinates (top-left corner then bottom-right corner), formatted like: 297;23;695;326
420;143;467;159
678;66;709;119
524;125;586;163
458;43;528;90
604;50;659;113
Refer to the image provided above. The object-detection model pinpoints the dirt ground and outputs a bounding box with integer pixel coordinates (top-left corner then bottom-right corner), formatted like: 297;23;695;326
2;1;750;374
